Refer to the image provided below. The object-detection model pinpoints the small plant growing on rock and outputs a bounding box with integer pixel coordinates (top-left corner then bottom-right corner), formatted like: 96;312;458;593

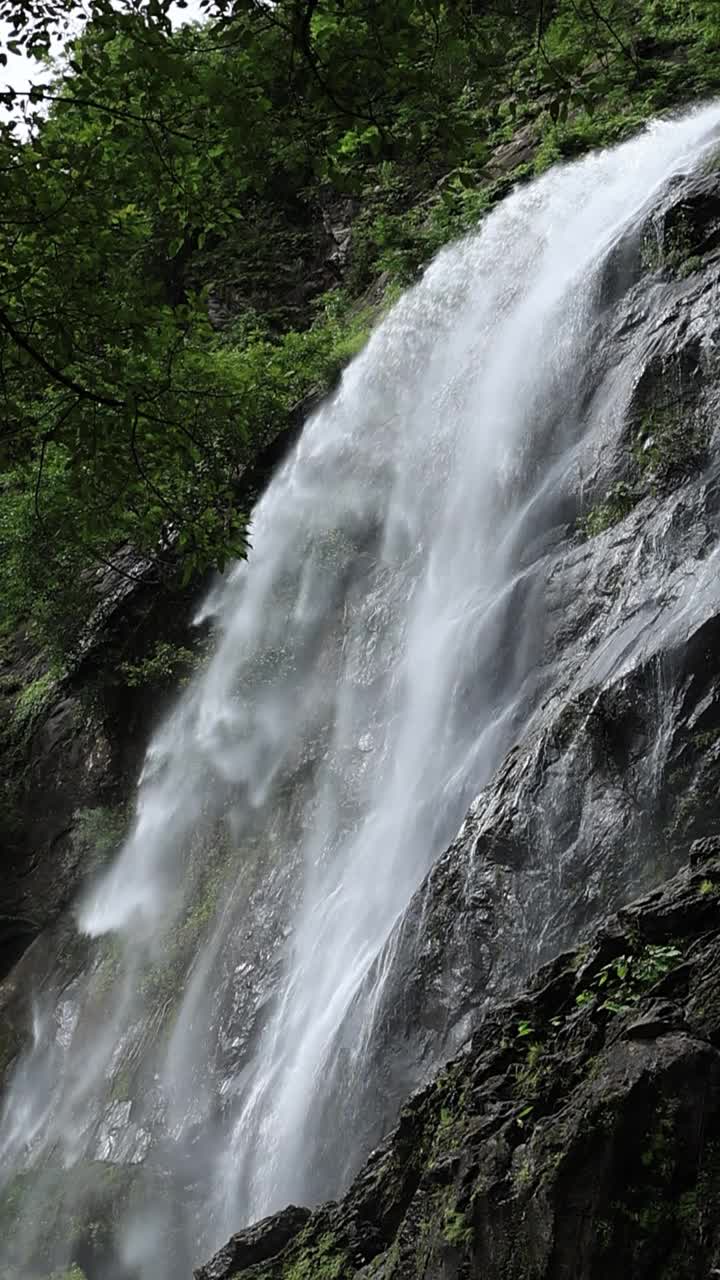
120;640;199;689
575;943;683;1014
11;667;62;741
579;480;640;537
678;254;703;278
633;402;708;491
443;1208;471;1247
514;1021;546;1103
513;1153;534;1188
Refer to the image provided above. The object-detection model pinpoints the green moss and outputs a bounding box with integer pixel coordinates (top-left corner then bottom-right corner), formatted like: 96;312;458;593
281;1230;350;1280
633;402;708;490
641;216;690;272
442;1208;471;1247
0;1171;32;1234
73;805;129;873
137;825;244;1005
378;1238;401;1277
89;933;123;998
533;130;563;174
580;480;640;537
108;1063;133;1102
425;1069;476;1168
434;1105;455;1143
0;1163;128;1274
678;254;703;278
583;393;710;544
11;668;61;739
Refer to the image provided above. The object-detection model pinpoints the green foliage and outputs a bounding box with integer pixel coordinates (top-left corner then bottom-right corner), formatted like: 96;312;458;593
575;943;683;1014
515;1102;535;1129
0;285;378;650
282;1230;348;1280
678;254;703;278
515;1037;546;1099
10;668;61;739
120;640;197;688
2;0;720;656
514;1018;548;1116
520;0;720;143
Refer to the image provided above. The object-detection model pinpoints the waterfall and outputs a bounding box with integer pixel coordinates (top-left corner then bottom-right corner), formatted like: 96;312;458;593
2;103;720;1280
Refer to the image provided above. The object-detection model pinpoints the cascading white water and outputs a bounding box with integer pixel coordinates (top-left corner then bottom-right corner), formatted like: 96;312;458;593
1;103;720;1280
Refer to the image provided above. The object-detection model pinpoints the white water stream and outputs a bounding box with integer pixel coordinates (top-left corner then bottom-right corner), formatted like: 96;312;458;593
1;104;720;1280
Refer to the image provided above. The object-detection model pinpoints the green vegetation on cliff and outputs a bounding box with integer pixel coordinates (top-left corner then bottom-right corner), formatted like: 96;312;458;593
1;0;720;653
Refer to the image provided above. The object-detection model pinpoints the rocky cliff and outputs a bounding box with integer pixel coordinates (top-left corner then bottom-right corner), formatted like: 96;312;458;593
249;154;720;1197
192;157;720;1277
197;836;720;1280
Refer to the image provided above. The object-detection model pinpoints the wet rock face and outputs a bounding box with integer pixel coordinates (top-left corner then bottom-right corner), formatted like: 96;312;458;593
289;164;720;1191
0;647;113;986
657;165;720;257
200;844;720;1280
0;549;197;987
194;1206;311;1280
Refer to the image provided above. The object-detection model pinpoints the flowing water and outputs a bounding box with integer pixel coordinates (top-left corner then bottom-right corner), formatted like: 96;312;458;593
2;104;720;1280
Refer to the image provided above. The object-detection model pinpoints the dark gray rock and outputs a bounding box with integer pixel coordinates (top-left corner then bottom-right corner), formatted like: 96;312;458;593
689;834;720;865
202;850;720;1280
194;1205;311;1280
291;164;720;1196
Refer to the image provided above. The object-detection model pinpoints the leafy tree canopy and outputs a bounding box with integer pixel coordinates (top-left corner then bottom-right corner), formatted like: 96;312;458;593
0;0;719;652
